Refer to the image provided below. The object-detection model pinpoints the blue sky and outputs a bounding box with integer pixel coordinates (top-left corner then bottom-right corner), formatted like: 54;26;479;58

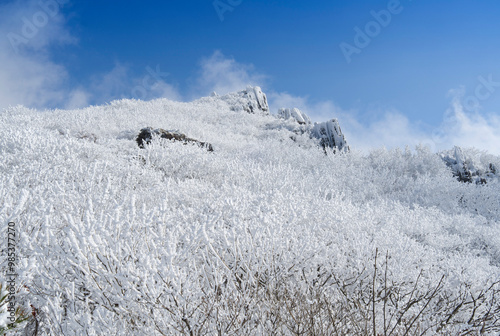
2;0;500;153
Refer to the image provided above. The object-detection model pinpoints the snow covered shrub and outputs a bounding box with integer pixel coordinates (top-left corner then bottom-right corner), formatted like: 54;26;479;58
1;91;500;334
75;131;98;143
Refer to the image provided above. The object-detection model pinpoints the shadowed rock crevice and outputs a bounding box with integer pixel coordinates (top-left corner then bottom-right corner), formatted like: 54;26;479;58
136;127;214;152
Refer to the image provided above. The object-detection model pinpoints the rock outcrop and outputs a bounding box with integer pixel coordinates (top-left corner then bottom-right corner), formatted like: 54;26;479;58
275;106;349;153
217;86;269;115
441;147;498;184
311;119;349;153
277;108;311;125
207;87;349;154
136;127;214;152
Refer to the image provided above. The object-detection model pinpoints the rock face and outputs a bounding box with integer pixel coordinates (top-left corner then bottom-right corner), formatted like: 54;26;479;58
218;86;269;115
275;106;349;153
277;108;311;125
311;119;349;153
136;127;214;152
441;147;498;184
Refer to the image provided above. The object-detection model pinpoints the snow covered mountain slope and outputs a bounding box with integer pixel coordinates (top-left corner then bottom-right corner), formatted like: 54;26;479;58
1;89;500;335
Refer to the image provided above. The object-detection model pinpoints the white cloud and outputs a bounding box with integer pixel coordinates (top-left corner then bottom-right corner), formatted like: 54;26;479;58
194;51;267;97
0;1;181;111
2;0;75;53
148;81;182;102
64;88;90;110
90;63;131;104
0;51;67;109
431;93;500;155
268;92;310;115
68;63;183;108
341;112;433;152
0;0;74;110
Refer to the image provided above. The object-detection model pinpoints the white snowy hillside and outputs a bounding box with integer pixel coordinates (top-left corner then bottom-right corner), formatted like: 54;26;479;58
1;87;500;335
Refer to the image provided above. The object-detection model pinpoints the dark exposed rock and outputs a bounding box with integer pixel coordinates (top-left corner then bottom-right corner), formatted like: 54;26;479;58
136;127;213;152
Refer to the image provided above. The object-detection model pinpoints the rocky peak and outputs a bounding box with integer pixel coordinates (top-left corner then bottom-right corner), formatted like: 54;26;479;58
207;87;349;153
216;86;269;115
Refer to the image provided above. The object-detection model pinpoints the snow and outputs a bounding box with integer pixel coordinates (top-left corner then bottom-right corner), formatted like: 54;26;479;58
277;107;311;125
0;90;500;335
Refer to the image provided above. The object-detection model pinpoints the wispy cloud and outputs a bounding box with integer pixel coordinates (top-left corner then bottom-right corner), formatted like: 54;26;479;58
0;0;181;110
0;0;74;109
72;63;182;108
64;88;90;110
2;0;75;53
193;50;267;97
433;91;500;155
